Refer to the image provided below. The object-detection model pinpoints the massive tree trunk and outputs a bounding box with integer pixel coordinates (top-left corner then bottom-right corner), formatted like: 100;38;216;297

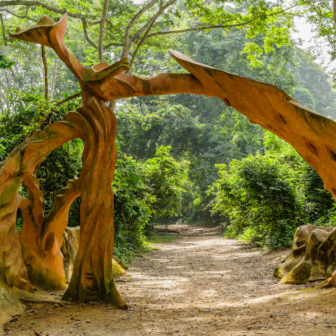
62;93;125;307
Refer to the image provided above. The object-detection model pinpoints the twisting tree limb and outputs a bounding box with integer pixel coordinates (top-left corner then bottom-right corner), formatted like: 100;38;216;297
103;42;123;50
98;0;109;62
50;58;58;98
130;0;177;44
0;1;84;19
41;45;48;99
127;0;178;69
146;5;297;39
81;18;98;49
0;8;37;22
121;0;158;58
55;93;81;107
0;14;7;45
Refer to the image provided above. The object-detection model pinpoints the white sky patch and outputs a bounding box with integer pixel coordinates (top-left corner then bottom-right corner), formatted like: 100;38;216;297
292;16;336;72
292;16;315;50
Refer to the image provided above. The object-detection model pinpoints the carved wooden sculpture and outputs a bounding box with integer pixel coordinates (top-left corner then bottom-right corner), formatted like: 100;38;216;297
3;12;336;307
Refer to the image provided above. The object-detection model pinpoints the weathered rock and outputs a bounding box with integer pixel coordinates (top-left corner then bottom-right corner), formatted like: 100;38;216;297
61;227;126;282
61;227;81;284
0;277;24;332
113;255;128;270
274;224;336;284
112;259;126;277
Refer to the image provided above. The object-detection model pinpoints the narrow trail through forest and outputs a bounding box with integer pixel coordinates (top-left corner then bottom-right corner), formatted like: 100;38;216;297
5;225;336;336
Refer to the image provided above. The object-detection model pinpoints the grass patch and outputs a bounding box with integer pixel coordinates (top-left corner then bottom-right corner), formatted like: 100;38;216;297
142;235;180;252
148;235;180;244
118;235;179;264
297;287;316;292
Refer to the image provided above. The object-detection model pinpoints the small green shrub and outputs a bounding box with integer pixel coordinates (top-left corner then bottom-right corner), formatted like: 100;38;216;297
210;131;308;250
113;146;190;258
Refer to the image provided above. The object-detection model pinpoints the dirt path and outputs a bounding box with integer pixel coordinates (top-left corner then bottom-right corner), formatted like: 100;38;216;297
4;225;336;336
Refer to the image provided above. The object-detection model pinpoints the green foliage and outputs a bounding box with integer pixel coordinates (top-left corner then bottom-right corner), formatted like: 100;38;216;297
113;152;154;260
294;87;316;110
315;204;336;227
301;165;335;222
144;146;190;220
209;131;335;250
113;146;190;258
0;90;53;160
147;235;180;244
0;53;15;69
209;154;304;250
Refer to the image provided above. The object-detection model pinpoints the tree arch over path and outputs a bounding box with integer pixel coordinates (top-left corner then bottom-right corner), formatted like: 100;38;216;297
1;13;336;308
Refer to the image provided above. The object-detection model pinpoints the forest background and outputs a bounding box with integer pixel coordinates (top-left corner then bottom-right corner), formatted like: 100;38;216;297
1;0;336;261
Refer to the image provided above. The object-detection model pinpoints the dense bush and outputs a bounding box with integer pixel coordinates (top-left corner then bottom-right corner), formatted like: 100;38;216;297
113;146;190;259
113;152;153;260
209;131;335;250
210;156;304;250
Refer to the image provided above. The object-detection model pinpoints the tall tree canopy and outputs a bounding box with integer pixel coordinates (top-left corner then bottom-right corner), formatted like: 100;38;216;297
0;0;295;71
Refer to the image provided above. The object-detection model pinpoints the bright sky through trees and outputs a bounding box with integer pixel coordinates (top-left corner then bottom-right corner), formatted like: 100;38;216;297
293;16;334;69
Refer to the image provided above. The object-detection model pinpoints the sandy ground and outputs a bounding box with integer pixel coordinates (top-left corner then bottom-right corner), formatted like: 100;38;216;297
4;225;336;336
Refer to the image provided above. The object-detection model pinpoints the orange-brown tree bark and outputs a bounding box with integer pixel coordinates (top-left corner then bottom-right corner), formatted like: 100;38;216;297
62;93;125;307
